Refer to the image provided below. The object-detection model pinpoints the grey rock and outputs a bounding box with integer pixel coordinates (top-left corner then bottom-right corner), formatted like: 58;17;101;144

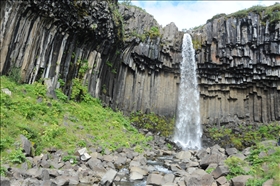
225;148;238;156
0;177;10;186
200;154;225;168
100;169;117;186
231;175;253;186
161;173;175;184
259;140;277;147
1;88;12;96
130;171;144;180
130;166;148;176
262;179;274;186
176;151;192;160
211;166;229;179
216;176;228;185
146;173;163;186
20;135;32;156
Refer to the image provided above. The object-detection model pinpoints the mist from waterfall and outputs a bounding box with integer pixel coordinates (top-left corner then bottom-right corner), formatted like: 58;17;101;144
173;33;202;150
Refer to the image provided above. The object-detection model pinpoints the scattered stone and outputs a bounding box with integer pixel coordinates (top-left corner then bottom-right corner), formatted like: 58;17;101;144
231;175;253;186
130;171;144;180
1;88;12;96
146;173;163;186
100;169;117;186
0;177;10;186
211;166;229;179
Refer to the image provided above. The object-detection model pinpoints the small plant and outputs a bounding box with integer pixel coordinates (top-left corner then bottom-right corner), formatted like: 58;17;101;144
225;156;248;180
106;61;113;68
9;149;26;164
77;140;87;147
62;155;78;164
166;143;173;150
0;166;7;176
206;167;215;174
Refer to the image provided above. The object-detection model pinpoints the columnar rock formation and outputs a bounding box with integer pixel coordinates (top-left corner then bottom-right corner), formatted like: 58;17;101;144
1;0;279;125
192;12;280;125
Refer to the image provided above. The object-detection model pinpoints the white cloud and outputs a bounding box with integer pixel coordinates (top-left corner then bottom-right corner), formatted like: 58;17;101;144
129;1;278;30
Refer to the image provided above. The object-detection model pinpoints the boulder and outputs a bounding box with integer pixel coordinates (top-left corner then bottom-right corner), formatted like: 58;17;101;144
231;175;253;186
100;169;117;186
20;135;33;156
211;166;229;179
146;173;163;186
200;154;225;168
130;171;144;181
176;151;192;160
0;177;10;186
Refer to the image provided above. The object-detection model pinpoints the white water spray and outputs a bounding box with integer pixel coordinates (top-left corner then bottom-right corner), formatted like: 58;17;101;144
173;33;202;150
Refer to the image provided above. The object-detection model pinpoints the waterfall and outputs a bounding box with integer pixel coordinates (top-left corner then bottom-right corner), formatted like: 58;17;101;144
173;33;202;150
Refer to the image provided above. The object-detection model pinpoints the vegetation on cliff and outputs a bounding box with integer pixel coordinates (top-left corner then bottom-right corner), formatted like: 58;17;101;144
205;3;280;25
0;76;151;164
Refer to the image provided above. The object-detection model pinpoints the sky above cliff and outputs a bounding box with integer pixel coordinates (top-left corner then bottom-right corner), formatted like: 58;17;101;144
124;1;278;30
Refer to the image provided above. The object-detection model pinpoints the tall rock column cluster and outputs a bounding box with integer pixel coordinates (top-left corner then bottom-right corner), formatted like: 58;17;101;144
110;5;184;116
192;12;280;125
0;0;122;99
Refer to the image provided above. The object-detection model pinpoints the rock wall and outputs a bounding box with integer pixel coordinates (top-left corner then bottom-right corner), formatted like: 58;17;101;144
192;12;280;125
0;0;122;100
1;0;279;124
0;0;183;117
111;5;183;116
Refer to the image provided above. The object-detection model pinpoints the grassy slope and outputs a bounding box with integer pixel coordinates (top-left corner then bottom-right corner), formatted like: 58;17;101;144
0;76;151;162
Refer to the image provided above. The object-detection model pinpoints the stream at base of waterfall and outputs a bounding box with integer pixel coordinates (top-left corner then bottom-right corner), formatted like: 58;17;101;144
173;33;202;150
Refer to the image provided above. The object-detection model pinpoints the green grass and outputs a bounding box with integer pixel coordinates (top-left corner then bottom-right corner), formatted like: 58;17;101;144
130;112;174;137
0;76;151;164
224;143;280;186
208;123;280;150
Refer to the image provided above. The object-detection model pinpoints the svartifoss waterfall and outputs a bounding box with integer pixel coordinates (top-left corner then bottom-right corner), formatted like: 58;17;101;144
173;33;202;150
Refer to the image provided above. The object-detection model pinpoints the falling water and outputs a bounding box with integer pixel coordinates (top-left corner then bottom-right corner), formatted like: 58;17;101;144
173;33;202;150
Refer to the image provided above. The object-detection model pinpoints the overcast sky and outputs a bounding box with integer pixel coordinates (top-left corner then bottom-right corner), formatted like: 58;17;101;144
123;1;278;30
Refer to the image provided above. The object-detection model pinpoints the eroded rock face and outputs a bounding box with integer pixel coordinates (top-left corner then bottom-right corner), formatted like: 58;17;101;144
112;5;184;116
192;13;280;125
0;1;279;125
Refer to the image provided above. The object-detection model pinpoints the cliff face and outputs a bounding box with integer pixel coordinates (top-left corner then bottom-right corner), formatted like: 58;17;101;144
192;12;280;125
0;0;121;100
1;1;279;125
111;5;183;116
0;0;183;117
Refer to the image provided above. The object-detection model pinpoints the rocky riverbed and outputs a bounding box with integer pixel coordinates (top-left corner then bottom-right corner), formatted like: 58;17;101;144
1;132;279;186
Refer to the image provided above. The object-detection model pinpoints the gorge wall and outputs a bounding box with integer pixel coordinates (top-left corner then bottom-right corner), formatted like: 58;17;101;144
1;0;279;126
192;12;280;126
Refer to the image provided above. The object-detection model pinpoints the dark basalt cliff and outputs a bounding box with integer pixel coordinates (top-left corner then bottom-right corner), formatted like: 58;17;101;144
1;0;279;125
192;12;280;125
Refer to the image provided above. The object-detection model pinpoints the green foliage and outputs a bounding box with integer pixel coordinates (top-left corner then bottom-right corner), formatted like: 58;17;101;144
227;3;280;24
207;13;226;23
130;112;175;137
62;155;78;164
208;123;280;150
0;76;149;163
120;0;131;6
71;78;88;102
77;58;89;79
245;144;280;185
9;149;26;164
8;67;21;83
145;26;160;39
106;61;113;68
206;167;215;174
166;143;173;150
0;166;7;177
225;156;248;180
128;30;146;42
